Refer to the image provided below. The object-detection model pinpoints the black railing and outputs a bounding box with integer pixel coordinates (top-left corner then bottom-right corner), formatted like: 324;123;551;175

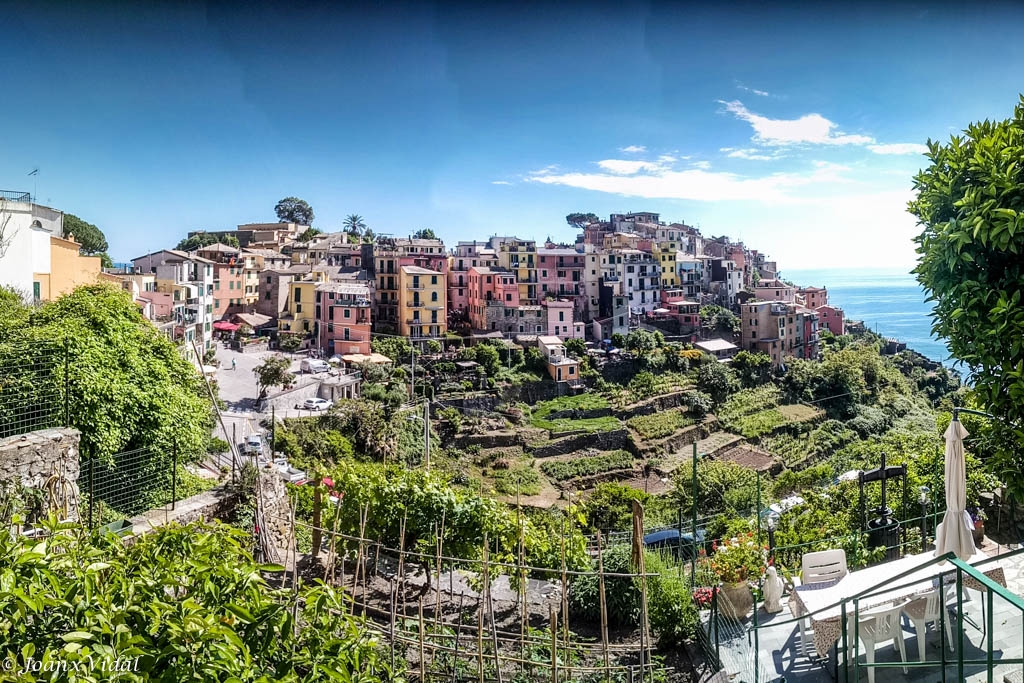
0;190;32;202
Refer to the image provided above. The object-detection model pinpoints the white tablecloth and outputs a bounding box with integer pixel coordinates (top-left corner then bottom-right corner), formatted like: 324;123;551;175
789;550;1004;658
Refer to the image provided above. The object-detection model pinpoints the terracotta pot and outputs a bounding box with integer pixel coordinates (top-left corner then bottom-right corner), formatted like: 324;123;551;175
973;520;985;546
718;581;754;620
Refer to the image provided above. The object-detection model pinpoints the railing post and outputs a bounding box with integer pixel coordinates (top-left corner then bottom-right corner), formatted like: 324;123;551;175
939;569;947;682
987;587;994;683
63;337;70;427
88;449;94;530
956;567;964;683
840;600;848;683
171;442;178;510
853;598;860;683
691;442;698;583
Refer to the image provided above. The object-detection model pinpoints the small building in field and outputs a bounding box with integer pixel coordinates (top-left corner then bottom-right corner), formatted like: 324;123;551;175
695;338;739;361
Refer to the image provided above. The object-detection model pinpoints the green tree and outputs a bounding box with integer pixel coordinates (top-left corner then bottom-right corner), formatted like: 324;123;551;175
475;344;500;376
343;214;366;237
275;197;314;225
278;333;304;352
176;232;239;251
371;335;412;362
564;337;587;358
0;284;212;459
297;227;323;242
625;329;664;353
253;355;294;396
565;212;600;230
732;350;772;387
697;360;738;406
62;213;108;255
909;97;1024;497
412;228;437;240
700;305;740;335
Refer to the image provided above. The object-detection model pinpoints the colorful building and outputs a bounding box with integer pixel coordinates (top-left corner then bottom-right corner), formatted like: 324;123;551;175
316;282;372;355
373;237;447;331
816;304;845;336
797;286;828;310
398;265;446;338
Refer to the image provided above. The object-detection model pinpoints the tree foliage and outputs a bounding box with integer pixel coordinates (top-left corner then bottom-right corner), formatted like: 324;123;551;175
253;355;294;396
63;213;108;255
371;335;412;362
565;212;600;230
699;305;740;335
732;350;773;388
343;214;366;237
297;227;323;242
175;231;239;251
909;97;1024;497
697;361;738;406
412;228;437;240
275;197;315;225
0;284;212;459
0;518;393;681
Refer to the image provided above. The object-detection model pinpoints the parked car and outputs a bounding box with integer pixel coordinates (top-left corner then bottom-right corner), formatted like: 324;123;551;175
642;528;707;560
300;359;330;373
244;434;263;456
300;397;332;411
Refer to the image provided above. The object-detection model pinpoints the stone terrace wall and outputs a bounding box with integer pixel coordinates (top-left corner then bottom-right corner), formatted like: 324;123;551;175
0;428;81;519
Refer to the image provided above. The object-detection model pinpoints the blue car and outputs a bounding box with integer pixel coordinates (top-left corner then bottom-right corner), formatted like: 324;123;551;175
642;528;707;560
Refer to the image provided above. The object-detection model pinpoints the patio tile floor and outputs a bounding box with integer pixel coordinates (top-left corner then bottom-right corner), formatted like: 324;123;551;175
703;544;1024;683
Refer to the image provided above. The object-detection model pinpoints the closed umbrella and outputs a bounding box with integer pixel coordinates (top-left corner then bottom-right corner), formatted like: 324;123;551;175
934;418;975;561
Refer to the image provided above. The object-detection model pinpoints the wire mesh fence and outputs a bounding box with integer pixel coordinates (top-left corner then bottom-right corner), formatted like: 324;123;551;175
81;446;178;527
0;339;67;439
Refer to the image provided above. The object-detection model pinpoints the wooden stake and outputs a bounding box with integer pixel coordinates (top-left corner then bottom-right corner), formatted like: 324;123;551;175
419;598;427;682
398;511;408;618
633;500;650;683
483;535;503;683
559;517;569;654
435;512;446;619
358;502;370;617
453;591;466;683
476;592;485;683
596;532;611;683
390;579;397;672
550;606;558;683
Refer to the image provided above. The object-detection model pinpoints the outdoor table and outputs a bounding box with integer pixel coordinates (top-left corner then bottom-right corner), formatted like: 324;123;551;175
789;549;1006;661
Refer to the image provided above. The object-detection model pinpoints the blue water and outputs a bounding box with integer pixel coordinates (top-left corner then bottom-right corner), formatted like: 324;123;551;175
784;267;950;366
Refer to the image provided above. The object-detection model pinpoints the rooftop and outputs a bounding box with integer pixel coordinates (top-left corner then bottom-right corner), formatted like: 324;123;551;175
696;338;738;353
401;265;442;275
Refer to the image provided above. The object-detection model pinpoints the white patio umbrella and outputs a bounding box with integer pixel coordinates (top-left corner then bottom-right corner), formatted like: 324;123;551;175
933;418;976;561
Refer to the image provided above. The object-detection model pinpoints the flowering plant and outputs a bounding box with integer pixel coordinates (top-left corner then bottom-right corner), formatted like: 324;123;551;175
692;586;718;609
969;506;987;524
709;532;768;584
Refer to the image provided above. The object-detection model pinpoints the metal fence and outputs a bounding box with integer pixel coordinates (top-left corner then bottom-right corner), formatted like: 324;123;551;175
81;446;179;528
0;339;68;439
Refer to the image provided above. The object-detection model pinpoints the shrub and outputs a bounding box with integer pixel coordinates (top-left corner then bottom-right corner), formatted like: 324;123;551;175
581;482;652;531
493;466;542;496
207;436;230;453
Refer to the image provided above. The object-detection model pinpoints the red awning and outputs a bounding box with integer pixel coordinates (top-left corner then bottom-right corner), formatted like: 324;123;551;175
213;321;240;331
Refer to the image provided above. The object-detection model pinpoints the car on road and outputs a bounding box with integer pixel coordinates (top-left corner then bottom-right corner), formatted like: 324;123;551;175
642;528;707;561
300;359;330;373
299;397;332;411
244;434;263;456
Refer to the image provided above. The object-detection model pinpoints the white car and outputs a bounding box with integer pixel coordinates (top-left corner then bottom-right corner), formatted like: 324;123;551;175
244;434;263;456
300;359;330;374
301;398;332;411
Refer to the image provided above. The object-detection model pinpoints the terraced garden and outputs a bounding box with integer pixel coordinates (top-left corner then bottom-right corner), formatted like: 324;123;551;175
627;409;695;440
539;450;636;482
528;394;621;434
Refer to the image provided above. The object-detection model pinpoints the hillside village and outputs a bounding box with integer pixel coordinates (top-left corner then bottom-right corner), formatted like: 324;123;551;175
0;194;1018;683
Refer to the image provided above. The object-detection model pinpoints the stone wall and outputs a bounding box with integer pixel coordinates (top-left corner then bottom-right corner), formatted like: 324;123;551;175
0;428;81;520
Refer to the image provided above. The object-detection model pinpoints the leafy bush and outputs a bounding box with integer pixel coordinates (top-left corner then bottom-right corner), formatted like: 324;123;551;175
540;451;635;481
628;410;695;440
683;391;714;417
207;436;230;453
580;482;652;531
0;519;394;681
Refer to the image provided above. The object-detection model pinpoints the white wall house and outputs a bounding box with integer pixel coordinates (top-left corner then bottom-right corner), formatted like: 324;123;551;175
132;249;216;352
0;194;63;301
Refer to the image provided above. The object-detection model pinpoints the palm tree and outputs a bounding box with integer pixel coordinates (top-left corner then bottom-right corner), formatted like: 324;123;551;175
344;214;367;237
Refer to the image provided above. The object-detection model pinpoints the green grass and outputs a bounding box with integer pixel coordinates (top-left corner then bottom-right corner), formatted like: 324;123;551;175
540;450;636;481
529;394;620;433
493;465;543;496
627;410;695;440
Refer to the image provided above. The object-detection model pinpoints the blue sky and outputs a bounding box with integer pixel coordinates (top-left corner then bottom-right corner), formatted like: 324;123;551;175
3;2;1023;269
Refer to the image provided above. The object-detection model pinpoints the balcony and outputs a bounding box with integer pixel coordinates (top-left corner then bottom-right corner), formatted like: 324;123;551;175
406;285;426;291
407;301;424;308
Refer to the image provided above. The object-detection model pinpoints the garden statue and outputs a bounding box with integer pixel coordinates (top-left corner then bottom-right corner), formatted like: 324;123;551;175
763;565;784;613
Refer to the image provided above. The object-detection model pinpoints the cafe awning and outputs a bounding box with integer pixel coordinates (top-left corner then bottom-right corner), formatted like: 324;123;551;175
213;321;240;332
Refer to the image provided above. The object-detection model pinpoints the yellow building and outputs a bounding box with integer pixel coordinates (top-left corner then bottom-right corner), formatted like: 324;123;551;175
496;238;538;304
278;273;327;336
35;235;104;300
655;241;684;289
398;265;446;338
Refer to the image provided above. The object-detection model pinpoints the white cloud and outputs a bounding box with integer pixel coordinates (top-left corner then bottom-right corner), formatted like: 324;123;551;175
725;148;775;161
491;180;512;185
527;159;852;203
657;154;677;163
529;164;559;176
720;100;874;147
738;85;771;97
867;143;928;155
692;160;712;170
619;145;647;153
596;159;667;175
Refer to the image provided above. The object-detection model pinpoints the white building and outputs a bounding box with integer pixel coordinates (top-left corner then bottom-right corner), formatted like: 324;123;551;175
601;249;660;314
0;192;63;301
132;249;216;351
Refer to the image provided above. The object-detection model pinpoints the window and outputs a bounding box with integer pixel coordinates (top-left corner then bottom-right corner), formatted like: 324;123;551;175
558;311;564;321
344;309;350;318
431;291;438;301
266;276;272;284
296;304;302;313
431;275;438;285
295;288;301;302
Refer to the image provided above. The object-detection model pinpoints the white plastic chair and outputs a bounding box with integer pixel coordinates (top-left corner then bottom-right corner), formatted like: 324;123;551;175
846;601;909;683
796;549;848;656
902;587;955;661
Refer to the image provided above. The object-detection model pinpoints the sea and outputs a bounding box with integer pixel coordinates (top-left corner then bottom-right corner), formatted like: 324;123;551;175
784;267;951;367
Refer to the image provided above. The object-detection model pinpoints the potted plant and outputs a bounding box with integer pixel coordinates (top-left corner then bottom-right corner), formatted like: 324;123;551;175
709;532;767;620
969;506;987;546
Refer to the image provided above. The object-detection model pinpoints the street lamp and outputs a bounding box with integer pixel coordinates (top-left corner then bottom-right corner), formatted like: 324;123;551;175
918;486;930;553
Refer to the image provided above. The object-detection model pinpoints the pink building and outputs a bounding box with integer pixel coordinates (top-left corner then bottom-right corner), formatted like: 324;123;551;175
661;289;702;333
543;299;582;338
798;286;828;310
449;241;495;315
816;304;845;336
467;266;519;331
537;248;584;297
